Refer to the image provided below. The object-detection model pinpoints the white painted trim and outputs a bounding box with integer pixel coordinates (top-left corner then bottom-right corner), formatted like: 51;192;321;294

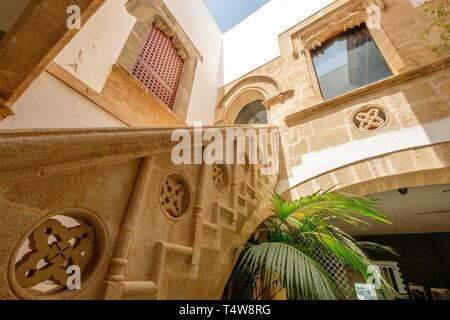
276;117;450;194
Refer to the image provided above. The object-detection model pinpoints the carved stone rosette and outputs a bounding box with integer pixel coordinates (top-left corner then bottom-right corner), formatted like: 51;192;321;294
352;104;388;131
160;173;192;219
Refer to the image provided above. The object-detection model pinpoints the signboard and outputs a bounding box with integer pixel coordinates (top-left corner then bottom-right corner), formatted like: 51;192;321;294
355;283;378;300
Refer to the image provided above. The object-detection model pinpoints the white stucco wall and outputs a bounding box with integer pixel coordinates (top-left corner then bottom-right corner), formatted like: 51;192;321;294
163;0;223;125
56;0;223;125
0;73;126;129
221;0;334;85
54;0;137;93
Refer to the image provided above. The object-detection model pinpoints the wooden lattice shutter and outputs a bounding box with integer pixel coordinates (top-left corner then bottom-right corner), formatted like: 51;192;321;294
132;26;184;109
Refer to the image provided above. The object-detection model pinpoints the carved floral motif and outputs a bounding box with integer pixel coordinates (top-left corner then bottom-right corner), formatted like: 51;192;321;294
15;218;95;290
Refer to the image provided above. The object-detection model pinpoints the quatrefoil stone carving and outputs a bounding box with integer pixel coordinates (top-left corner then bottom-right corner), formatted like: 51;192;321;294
353;105;388;131
15;218;95;291
160;174;191;218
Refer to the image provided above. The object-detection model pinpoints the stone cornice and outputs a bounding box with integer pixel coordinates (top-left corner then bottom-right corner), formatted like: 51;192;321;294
284;56;450;127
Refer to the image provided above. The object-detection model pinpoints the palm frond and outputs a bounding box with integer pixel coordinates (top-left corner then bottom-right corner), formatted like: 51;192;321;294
231;242;345;300
271;191;390;229
225;191;396;300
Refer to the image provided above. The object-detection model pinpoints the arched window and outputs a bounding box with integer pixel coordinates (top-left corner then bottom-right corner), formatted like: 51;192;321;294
234;100;268;125
132;25;184;109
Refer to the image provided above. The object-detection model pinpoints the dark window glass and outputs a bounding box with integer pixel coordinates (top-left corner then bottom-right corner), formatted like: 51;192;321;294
234;100;268;125
311;24;392;100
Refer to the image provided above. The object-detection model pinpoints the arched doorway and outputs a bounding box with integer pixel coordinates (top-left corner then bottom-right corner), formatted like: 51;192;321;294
234;100;268;125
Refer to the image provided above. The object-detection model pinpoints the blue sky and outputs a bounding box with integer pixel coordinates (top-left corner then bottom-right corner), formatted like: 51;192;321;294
205;0;271;33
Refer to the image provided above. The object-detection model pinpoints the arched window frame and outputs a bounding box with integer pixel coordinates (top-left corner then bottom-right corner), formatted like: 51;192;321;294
215;75;294;125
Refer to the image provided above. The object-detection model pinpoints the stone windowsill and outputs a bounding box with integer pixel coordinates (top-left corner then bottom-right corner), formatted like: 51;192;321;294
46;62;186;127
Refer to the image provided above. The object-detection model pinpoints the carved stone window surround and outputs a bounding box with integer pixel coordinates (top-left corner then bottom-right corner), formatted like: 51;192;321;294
117;1;203;122
290;0;408;105
215;75;295;125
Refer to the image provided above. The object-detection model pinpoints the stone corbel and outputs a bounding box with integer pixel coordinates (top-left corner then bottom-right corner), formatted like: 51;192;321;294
263;90;295;109
125;0;157;22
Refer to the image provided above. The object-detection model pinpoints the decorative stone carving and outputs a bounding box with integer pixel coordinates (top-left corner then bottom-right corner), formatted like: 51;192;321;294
160;173;192;218
14;216;95;293
212;164;229;191
154;16;188;60
352;105;388;131
289;0;405;103
291;0;388;56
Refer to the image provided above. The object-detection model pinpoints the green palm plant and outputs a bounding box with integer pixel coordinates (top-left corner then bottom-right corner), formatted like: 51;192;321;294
224;189;397;300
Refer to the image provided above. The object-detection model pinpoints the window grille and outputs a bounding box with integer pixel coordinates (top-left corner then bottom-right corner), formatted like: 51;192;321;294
132;26;184;109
